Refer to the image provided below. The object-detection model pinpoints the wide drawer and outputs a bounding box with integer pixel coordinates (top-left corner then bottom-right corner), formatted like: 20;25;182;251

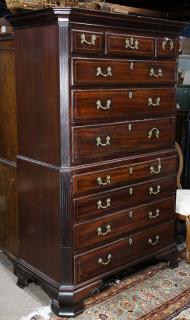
75;221;175;283
73;154;177;196
73;118;175;162
156;37;179;58
71;29;104;54
75;196;175;250
72;59;176;85
74;176;176;221
106;33;154;57
72;88;175;122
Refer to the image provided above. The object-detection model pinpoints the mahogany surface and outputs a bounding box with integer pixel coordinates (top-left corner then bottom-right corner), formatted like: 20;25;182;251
72;87;176;122
7;8;185;317
0;32;18;258
73;59;177;85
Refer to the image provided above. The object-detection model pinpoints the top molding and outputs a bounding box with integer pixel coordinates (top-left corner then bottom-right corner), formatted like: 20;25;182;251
7;7;186;35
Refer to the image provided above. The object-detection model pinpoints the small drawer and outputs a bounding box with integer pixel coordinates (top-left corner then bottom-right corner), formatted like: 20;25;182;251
107;33;154;57
75;221;174;283
71;30;104;53
156;37;179;57
75;196;175;250
73;155;177;196
72;88;176;122
72;118;175;163
72;59;176;85
74;176;176;221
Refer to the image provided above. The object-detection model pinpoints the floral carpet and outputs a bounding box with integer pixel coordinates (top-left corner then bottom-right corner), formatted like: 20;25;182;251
22;252;190;320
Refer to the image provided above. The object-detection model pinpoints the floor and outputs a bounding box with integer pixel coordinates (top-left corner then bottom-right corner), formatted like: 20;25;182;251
0;251;49;320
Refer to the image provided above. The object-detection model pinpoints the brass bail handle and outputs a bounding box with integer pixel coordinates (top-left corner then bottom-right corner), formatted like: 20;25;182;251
162;37;174;51
148;97;160;107
149;185;160;195
150;158;162;174
148;128;160;139
150;68;162;77
97;175;111;186
80;33;96;45
97;224;111;236
96;99;112;110
98;254;112;265
97;66;112;77
96;136;111;147
148;209;160;219
148;235;159;245
97;198;111;210
125;37;139;50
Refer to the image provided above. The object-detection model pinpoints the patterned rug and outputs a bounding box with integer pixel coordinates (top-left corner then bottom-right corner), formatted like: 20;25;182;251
21;252;190;320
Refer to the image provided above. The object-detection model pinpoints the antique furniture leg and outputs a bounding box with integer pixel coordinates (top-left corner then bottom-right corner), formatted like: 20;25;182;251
185;216;190;263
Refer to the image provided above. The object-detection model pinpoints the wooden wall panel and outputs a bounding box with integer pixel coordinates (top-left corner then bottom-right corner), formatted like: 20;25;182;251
0;161;18;256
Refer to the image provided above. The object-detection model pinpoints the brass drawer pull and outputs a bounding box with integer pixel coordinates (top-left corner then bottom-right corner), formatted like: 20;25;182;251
162;37;174;51
149;185;160;195
98;254;112;265
97;224;111;236
148;209;160;219
148;97;160;107
96;136;110;147
97;198;111;209
96;99;112;110
129;237;133;245
97;175;111;186
148;128;160;139
148;235;159;245
80;33;96;45
150;68;162;77
125;37;139;50
150;158;161;174
97;66;112;77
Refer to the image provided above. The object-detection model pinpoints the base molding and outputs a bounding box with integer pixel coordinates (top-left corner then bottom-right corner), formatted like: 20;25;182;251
13;245;178;317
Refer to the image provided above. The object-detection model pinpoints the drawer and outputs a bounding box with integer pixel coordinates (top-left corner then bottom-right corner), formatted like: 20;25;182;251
74;176;176;221
75;221;175;283
106;33;154;57
71;29;104;53
73;155;177;196
156;37;179;57
72;88;175;122
73;118;175;162
72;59;176;85
75;196;175;250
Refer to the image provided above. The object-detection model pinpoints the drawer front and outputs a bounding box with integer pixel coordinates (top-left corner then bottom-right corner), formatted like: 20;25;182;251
74;176;176;221
107;33;154;57
73;118;175;162
75;221;174;283
71;30;104;53
156;38;179;57
72;59;176;85
72;88;175;122
75;196;175;250
73;155;177;196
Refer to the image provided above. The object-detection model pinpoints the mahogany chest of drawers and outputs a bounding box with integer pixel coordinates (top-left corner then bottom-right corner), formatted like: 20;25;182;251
8;8;185;317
